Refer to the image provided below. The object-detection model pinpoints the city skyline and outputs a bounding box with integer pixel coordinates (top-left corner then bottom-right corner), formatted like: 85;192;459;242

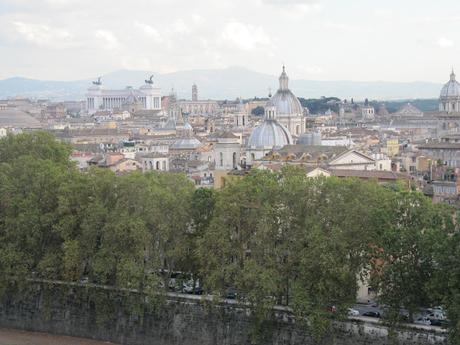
1;0;460;82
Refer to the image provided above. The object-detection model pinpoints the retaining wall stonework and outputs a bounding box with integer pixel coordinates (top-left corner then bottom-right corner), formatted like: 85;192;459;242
0;284;448;345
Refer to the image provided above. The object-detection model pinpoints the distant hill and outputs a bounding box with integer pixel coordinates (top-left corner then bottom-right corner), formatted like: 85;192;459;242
0;67;444;101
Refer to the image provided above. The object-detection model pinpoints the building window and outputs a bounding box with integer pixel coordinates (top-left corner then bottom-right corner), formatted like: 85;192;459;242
233;152;237;169
156;161;160;170
219;152;223;167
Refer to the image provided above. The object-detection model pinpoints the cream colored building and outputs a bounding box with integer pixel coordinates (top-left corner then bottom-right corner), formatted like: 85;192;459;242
140;153;169;172
328;150;376;170
109;158;142;173
213;132;241;171
86;78;161;115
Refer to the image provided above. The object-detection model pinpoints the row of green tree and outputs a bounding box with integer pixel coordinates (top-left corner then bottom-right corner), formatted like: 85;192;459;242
298;97;341;114
1;132;460;342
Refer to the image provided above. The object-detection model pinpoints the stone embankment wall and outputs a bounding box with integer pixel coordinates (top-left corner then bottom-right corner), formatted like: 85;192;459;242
0;283;447;345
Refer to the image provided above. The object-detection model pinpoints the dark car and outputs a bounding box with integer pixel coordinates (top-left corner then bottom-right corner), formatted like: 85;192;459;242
362;311;381;318
194;286;203;295
225;288;238;299
429;319;449;327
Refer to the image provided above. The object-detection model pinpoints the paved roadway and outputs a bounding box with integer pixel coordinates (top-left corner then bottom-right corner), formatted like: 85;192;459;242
354;303;382;316
0;328;120;345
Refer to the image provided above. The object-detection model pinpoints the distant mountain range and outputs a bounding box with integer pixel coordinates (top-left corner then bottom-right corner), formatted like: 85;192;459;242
0;67;444;101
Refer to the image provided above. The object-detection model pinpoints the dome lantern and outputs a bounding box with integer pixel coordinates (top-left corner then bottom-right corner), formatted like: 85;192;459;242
279;65;289;91
269;65;303;116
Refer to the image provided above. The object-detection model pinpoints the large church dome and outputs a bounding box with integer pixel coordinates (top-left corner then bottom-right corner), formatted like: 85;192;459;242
247;102;293;149
440;70;460;98
270;66;303;116
247;121;293;148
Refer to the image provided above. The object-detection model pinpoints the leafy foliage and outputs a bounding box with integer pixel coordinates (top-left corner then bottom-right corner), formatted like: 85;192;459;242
298;97;341;114
0;132;459;343
251;106;265;116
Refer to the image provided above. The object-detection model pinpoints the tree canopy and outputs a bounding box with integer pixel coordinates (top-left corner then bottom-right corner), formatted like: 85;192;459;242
0;132;459;342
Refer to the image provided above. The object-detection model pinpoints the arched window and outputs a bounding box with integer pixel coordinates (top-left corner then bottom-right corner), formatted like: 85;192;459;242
156;161;160;170
232;152;237;169
219;152;224;167
149;161;153;170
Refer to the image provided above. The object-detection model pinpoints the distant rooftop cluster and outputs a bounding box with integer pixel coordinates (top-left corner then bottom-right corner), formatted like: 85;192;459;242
2;67;460;209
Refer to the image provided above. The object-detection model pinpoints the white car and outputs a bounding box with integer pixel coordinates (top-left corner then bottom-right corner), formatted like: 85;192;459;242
348;308;360;316
414;317;431;326
427;308;446;321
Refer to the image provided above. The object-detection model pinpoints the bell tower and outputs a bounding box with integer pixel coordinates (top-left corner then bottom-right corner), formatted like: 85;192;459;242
192;84;198;102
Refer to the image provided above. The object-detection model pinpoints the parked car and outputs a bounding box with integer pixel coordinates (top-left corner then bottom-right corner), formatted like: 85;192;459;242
362;311;380;318
414;317;431;326
347;308;359;316
190;284;203;295
182;279;203;295
79;277;89;284
169;278;188;292
225;288;238;300
427;310;446;321
428;318;449;327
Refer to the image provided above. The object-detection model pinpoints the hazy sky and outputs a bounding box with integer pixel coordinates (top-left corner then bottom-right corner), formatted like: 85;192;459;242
0;0;459;82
